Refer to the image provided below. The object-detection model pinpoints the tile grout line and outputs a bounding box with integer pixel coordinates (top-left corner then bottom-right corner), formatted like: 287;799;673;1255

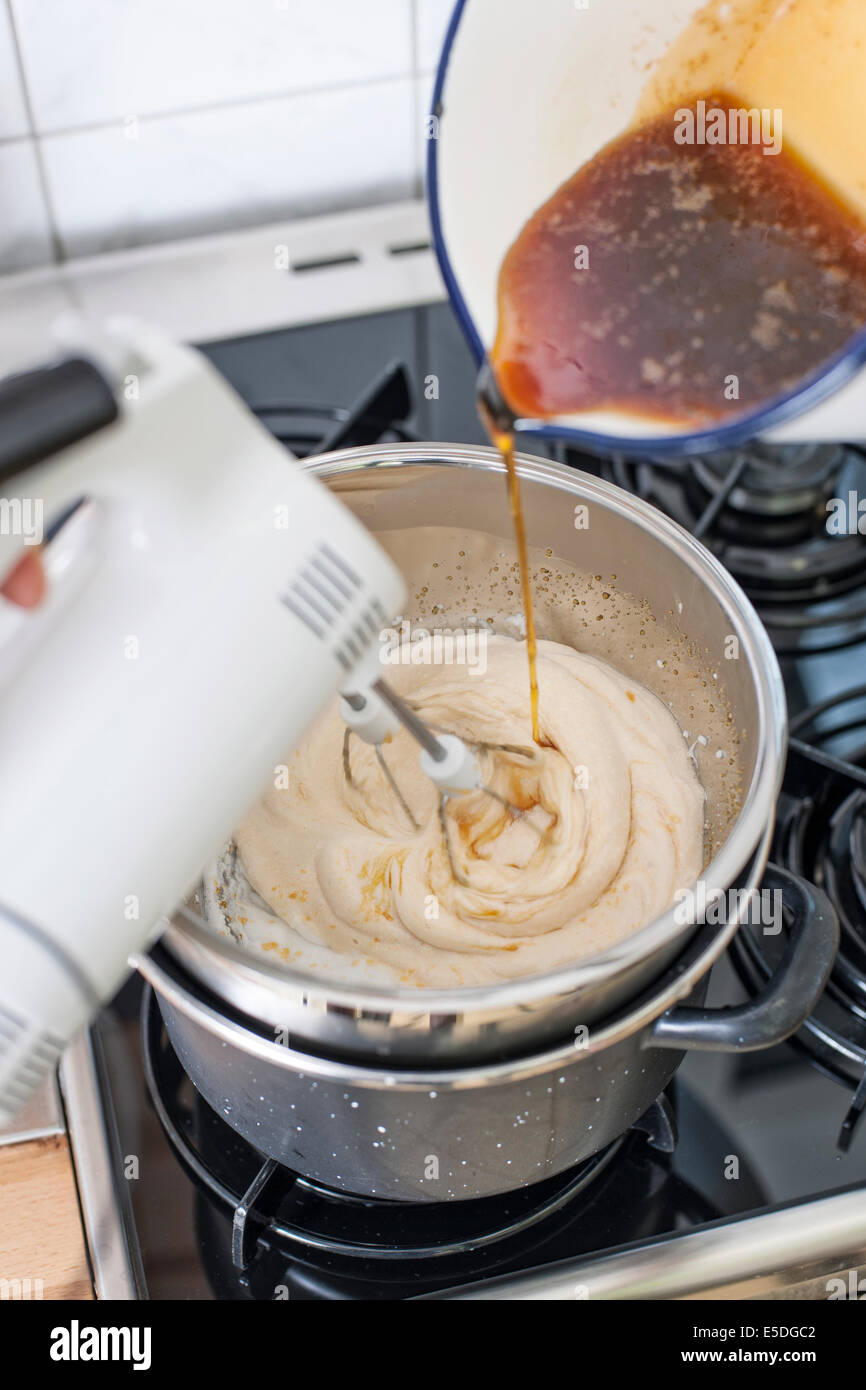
5;0;66;265
0;69;418;146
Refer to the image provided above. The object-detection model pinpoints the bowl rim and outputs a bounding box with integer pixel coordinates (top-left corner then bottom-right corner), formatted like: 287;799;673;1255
162;442;788;1015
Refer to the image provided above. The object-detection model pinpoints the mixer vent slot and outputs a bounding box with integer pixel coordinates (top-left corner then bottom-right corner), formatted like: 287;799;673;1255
280;543;386;669
0;1002;62;1122
333;597;387;671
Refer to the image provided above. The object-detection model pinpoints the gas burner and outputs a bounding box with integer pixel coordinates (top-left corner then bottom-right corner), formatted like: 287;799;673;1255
730;687;866;1147
689;443;844;534
583;442;866;655
139;986;734;1300
251;362;417;458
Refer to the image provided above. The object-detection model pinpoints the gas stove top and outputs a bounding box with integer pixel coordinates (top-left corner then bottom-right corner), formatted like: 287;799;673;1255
57;217;866;1300
594;442;866;655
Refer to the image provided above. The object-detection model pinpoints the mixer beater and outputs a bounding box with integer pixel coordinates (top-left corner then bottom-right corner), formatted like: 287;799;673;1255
340;669;545;886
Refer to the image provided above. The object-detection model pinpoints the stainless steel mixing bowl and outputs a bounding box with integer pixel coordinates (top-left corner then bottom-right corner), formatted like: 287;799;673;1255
152;445;788;1065
140;861;837;1200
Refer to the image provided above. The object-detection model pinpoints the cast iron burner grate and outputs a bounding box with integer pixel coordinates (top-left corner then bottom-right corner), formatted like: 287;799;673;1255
730;686;866;1148
579;442;866;656
249;362;417;459
139;986;727;1299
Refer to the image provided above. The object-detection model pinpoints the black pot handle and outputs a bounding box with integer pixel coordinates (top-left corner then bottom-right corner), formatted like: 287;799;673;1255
649;863;839;1054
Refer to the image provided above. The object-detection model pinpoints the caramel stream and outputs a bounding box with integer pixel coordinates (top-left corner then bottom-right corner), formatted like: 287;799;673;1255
477;406;541;746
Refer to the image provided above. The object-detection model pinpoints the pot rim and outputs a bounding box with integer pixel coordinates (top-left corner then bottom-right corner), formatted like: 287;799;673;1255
162;443;787;1016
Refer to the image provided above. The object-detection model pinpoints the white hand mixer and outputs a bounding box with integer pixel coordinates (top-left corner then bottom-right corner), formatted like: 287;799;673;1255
0;319;534;1122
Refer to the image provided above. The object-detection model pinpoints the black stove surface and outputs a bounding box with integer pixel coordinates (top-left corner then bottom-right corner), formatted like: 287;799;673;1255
592;443;866;656
93;296;866;1299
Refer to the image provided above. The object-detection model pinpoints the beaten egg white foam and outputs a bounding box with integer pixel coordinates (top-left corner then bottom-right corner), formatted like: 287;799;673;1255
230;636;706;989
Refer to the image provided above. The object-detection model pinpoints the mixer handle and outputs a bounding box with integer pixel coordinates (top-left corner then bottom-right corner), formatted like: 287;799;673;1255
0;356;117;487
649;863;839;1053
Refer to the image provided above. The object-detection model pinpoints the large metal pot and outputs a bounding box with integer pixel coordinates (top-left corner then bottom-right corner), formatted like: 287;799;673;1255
139;863;837;1201
155;445;788;1066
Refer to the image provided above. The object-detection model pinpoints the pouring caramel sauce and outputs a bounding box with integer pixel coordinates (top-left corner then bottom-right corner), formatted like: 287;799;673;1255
476;405;541;744
478;76;866;741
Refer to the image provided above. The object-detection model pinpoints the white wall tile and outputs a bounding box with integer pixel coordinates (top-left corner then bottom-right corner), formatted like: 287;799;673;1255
0;1;30;137
0;140;53;271
415;0;453;72
41;78;416;259
12;0;413;131
0;273;76;372
414;71;438;197
415;67;437;127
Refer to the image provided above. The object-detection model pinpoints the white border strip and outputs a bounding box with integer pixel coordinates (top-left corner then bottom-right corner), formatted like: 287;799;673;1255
0;200;445;376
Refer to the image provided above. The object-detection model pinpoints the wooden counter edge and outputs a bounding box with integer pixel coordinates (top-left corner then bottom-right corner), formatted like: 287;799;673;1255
0;1132;93;1300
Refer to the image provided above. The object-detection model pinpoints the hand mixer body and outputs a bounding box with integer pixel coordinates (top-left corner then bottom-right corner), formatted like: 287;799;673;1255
0;321;406;1122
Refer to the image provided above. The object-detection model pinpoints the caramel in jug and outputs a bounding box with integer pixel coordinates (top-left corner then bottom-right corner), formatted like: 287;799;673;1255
490;95;866;426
